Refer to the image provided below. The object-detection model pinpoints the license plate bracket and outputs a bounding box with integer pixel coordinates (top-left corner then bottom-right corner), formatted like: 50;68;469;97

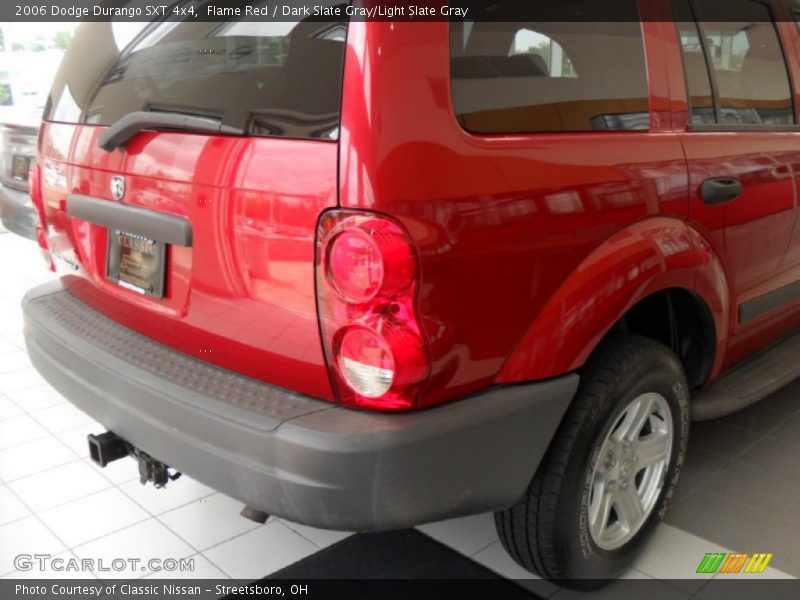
106;230;166;299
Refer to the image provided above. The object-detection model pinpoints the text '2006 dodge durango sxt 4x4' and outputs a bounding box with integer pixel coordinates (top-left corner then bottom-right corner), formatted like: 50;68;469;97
21;0;800;588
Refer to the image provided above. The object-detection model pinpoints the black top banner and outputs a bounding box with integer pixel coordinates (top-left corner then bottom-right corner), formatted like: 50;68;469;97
5;0;800;23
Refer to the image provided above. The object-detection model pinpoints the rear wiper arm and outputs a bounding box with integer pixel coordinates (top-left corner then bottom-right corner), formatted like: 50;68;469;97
98;111;241;151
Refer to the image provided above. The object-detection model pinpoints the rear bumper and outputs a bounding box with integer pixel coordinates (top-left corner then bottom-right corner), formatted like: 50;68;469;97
23;281;578;531
0;183;36;240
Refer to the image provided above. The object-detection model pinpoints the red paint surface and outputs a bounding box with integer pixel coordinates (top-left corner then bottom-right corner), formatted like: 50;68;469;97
39;124;337;400
37;5;800;410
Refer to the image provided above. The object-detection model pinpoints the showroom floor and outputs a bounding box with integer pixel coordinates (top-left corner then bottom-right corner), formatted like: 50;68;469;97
0;228;798;597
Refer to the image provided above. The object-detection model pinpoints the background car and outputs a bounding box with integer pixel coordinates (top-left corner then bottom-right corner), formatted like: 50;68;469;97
0;111;39;240
0;50;63;240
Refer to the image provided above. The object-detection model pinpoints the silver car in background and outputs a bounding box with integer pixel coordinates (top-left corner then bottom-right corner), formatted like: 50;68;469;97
0;112;39;239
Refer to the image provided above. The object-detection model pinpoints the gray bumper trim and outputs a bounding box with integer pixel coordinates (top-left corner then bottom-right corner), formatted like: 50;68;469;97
0;184;36;240
23;281;578;531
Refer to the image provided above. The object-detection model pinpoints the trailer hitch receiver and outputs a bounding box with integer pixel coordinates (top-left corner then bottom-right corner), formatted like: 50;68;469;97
87;431;181;488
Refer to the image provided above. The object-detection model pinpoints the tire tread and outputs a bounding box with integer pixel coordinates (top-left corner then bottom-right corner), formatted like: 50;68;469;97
496;334;684;581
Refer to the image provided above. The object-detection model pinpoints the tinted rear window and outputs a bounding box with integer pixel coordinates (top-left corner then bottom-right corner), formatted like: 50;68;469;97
45;14;347;141
450;0;650;133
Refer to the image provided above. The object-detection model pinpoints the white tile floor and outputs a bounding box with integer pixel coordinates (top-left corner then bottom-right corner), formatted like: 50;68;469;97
0;230;794;597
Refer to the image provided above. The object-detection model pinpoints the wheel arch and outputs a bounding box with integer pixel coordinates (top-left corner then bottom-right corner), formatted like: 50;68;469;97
604;287;717;389
496;217;730;387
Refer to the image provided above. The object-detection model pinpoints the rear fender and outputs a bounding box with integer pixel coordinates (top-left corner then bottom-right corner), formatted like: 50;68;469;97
496;217;729;383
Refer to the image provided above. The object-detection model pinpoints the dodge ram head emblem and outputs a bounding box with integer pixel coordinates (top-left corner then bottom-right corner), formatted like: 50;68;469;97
110;176;126;202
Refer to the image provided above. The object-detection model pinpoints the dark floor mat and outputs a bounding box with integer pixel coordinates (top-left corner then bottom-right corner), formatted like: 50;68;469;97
263;529;541;598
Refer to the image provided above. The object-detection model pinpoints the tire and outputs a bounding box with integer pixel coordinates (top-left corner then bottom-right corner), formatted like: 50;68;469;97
495;334;690;590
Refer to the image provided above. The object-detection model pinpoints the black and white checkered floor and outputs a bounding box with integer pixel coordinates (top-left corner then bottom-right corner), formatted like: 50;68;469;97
1;228;798;598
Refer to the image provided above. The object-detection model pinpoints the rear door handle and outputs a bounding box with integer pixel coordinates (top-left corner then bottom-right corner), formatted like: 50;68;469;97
701;177;742;205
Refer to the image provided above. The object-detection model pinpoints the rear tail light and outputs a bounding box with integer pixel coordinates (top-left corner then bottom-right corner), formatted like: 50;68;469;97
337;327;394;398
316;211;430;411
42;158;67;192
28;163;54;270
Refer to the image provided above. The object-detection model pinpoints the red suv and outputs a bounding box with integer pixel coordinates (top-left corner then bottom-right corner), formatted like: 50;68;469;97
23;0;800;587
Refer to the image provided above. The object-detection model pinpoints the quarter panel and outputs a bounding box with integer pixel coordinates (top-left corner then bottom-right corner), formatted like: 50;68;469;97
340;22;691;404
496;218;730;383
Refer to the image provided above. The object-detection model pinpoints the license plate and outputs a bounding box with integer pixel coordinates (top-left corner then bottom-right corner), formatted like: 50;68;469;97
106;230;166;299
11;156;30;181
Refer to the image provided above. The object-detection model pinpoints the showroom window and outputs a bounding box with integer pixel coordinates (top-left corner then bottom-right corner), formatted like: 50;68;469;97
673;0;795;126
510;29;577;79
449;0;650;134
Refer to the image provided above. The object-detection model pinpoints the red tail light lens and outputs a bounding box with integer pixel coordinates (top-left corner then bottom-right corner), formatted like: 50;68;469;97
326;230;384;304
28;163;54;270
316;211;429;411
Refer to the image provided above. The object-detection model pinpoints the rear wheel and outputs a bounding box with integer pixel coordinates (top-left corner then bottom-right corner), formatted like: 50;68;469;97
495;334;689;589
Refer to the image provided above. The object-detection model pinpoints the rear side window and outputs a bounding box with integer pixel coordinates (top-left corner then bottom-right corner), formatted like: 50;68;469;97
673;0;795;126
449;1;650;134
45;12;347;141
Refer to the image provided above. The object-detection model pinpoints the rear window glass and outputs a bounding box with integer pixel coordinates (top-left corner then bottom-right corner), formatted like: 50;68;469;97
45;12;347;141
449;1;650;134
